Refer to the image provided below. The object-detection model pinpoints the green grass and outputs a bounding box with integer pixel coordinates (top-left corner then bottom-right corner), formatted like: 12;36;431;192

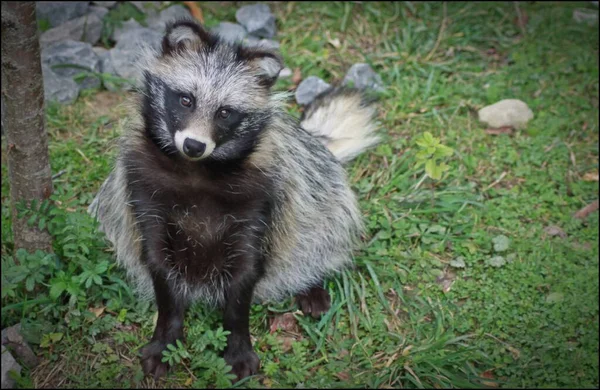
1;1;598;388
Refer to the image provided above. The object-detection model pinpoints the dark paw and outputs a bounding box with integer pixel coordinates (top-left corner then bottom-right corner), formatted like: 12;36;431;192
296;286;331;318
224;349;260;382
140;340;169;380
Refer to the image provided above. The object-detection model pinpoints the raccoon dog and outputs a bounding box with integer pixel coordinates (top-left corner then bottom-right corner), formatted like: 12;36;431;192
89;19;380;381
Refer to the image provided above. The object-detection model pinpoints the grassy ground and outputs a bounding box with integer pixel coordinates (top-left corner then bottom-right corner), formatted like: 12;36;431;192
1;1;598;388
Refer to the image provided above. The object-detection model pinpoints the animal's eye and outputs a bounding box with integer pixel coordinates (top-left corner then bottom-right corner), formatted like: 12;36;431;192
180;95;192;108
217;108;230;119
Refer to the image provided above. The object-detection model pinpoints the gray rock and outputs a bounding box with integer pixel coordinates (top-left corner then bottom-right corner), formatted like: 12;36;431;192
573;8;598;24
42;64;80;104
93;48;121;91
92;1;117;8
478;99;534;129
114;27;162;51
295;76;331;106
36;2;90;28
246;38;280;50
146;5;192;33
88;5;109;20
108;27;162;89
41;40;101;92
343;63;384;91
39;12;104;47
110;18;143;42
279;67;292;78
211;22;248;44
236;4;277;39
1;325;38;369
1;345;22;389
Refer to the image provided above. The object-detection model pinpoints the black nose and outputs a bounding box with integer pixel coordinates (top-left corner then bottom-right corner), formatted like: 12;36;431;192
183;138;206;158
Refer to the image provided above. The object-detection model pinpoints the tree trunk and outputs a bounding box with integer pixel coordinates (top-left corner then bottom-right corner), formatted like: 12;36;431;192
1;1;53;253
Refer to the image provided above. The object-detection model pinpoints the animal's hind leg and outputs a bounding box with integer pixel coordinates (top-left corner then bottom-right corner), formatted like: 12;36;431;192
295;284;331;318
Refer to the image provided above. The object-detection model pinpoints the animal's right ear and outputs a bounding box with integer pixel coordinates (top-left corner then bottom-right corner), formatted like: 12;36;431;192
162;19;216;56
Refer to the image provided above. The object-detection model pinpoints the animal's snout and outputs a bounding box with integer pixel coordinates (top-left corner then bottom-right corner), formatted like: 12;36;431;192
183;138;206;158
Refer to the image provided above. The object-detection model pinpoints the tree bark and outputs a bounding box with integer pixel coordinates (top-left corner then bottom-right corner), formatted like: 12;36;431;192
1;1;53;253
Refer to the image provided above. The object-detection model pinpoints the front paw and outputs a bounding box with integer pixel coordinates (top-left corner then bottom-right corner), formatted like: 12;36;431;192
140;340;169;380
224;348;260;382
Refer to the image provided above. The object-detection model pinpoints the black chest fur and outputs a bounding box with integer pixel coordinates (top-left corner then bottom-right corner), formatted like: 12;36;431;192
123;136;272;290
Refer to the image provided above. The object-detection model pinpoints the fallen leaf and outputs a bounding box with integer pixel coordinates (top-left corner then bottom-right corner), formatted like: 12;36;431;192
335;372;350;381
485;126;514;135
292;68;303;86
574;200;599;219
183;1;204;23
543;225;567;238
269;312;299;334
185;377;193;386
89;306;105;318
582;171;599;181
328;37;341;49
481;370;499;387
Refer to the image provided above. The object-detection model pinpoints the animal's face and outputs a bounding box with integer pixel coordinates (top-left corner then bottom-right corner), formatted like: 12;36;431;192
142;20;283;162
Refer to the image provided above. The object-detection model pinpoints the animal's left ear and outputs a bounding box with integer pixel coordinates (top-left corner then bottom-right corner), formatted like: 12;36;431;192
162;19;216;56
243;49;284;88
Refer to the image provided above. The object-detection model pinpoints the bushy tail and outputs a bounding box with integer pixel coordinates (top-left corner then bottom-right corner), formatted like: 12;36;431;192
300;87;381;163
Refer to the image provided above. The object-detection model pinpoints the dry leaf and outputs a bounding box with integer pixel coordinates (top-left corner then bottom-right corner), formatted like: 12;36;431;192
481;370;499;387
485;126;514;135
269;312;299;334
574;200;599;219
292;68;302;85
583;171;599;181
184;377;193;386
335;372;350;381
183;1;204;23
543;225;567;238
89;306;105;318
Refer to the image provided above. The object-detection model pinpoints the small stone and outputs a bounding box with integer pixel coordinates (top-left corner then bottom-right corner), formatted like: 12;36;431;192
1;325;38;369
1;345;22;389
39;12;104;47
295;76;331;106
42;64;80;104
343;63;384;91
492;235;510;252
41;40;101;92
211;22;248;44
450;256;466;269
243;36;280;50
36;2;89;28
146;5;192;33
573;9;598;24
478;99;534;129
236;4;277;39
487;255;507;268
279;67;293;78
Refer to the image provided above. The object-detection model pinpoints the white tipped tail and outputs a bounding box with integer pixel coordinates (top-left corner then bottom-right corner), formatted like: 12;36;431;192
300;87;380;163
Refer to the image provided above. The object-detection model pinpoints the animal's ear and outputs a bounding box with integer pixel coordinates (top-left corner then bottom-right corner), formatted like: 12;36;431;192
242;48;284;88
162;19;216;55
